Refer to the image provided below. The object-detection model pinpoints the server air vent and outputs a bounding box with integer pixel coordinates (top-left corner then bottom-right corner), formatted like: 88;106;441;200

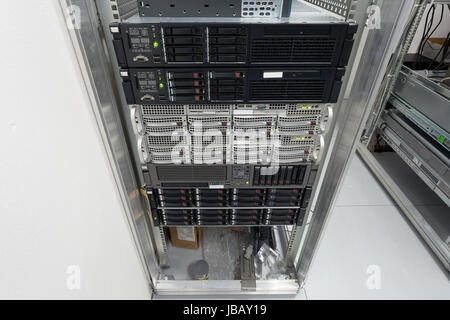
251;38;337;63
249;79;326;101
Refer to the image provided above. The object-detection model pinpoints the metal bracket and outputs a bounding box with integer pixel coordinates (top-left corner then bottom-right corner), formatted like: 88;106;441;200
361;0;429;144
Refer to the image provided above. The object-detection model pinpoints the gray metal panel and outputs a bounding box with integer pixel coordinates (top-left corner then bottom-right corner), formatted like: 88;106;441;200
138;0;243;17
302;0;352;18
389;95;450;151
381;111;450;201
383;111;450;173
393;66;450;135
126;3;345;23
136;0;287;18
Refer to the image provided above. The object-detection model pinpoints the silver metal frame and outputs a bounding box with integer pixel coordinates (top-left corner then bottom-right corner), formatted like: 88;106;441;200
356;0;450;272
361;0;429;145
95;0;172;268
57;0;423;296
358;144;450;270
56;0;161;293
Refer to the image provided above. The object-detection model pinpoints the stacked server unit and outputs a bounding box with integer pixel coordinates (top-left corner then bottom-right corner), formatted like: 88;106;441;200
110;18;357;227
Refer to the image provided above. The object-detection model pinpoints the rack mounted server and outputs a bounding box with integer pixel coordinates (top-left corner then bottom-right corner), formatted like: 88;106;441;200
110;23;356;67
380;109;450;206
111;21;356;104
390;66;450;151
149;187;312;226
111;19;357;227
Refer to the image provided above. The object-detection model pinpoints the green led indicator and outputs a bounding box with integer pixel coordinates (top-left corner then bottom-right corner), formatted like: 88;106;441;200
438;135;446;144
153;41;159;48
159;83;164;88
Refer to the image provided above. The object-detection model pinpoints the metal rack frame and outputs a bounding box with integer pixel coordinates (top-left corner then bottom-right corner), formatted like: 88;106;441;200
358;0;450;271
57;0;419;296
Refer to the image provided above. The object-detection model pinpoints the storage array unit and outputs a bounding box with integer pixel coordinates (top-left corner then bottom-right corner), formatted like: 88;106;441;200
110;18;357;228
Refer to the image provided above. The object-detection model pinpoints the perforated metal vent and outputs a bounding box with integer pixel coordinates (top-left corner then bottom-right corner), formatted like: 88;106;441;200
138;0;241;17
111;0;138;20
241;0;282;17
249;79;326;101
141;105;185;116
251;38;337;63
156;166;227;181
303;0;352;18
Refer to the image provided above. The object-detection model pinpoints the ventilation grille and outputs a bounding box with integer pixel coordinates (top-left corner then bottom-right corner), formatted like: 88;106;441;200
278;125;318;135
188;116;231;127
141;105;185;115
251;38;336;63
280;136;316;145
249;80;326;101
111;0;138;20
147;135;188;146
144;116;185;126
275;153;312;163
278;115;322;125
187;104;232;115
275;145;311;153
157;166;227;181
303;0;352;18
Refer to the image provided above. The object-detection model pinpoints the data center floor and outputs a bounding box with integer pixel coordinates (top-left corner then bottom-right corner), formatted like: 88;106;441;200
303;154;450;299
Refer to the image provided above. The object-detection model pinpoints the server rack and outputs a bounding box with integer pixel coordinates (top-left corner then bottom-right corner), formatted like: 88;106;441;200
58;0;416;296
359;0;450;271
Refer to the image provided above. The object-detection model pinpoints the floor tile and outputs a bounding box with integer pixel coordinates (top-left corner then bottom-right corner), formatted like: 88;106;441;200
304;205;450;299
335;155;394;207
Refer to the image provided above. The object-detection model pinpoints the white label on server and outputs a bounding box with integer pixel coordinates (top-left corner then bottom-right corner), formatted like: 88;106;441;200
263;72;283;79
209;184;225;189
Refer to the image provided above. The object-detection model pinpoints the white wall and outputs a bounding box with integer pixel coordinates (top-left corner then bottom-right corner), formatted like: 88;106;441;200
0;1;151;299
409;3;450;53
